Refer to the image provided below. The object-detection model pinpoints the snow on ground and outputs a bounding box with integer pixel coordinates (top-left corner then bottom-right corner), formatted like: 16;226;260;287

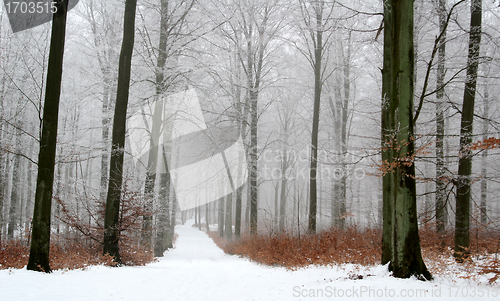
1;220;499;301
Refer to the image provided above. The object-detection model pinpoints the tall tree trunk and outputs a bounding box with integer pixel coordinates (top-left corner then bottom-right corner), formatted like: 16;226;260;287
154;169;170;256
103;0;137;264
234;53;247;238
455;0;481;262
86;1;117;213
274;181;279;232
328;94;342;228
381;0;431;280
0;84;5;245
340;32;351;230
435;0;448;239
27;1;69;273
205;203;210;231
480;82;488;225
224;193;233;239
249;90;259;235
7;119;22;239
234;186;244;237
155;142;172;255
308;2;323;235
145;0;170;250
278;182;287;232
246;17;266;235
218;197;224;237
100;75;111;212
23;123;36;232
166;190;176;248
279;150;288;232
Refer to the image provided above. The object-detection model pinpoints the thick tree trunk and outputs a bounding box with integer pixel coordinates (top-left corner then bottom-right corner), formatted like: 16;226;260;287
455;0;481;263
103;0;137;264
381;0;431;280
27;1;69;273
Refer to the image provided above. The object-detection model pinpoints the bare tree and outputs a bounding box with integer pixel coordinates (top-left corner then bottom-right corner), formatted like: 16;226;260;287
380;0;431;280
27;0;70;273
455;0;482;262
103;0;138;263
296;0;335;234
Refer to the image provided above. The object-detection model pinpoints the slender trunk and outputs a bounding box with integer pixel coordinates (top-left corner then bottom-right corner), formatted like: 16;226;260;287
340;32;350;230
8;119;23;239
234;186;243;237
279;148;287;231
234;68;247;237
249;89;258;234
0;83;5;245
154;170;170;257
145;0;169;249
27;1;69;272
225;193;233;239
166;190;175;248
197;206;201;230
435;0;448;238
480;83;488;225
205;203;209;231
274;181;279;232
103;0;137;263
218;197;224;237
100;75;111;213
455;0;481;262
308;4;323;235
155;145;172;255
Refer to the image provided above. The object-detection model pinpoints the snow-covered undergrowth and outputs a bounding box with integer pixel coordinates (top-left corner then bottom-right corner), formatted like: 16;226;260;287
1;221;499;301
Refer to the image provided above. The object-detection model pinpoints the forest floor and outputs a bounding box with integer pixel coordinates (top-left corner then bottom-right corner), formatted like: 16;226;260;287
1;220;500;301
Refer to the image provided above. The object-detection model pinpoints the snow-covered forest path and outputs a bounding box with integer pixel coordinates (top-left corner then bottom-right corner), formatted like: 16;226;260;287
1;221;498;300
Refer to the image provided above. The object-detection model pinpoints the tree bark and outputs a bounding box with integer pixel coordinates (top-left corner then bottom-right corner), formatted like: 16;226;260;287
27;1;69;273
308;1;323;235
218;197;224;237
435;0;448;240
7;119;22;239
224;191;233;239
480;82;489;225
103;0;137;264
279;149;288;232
454;0;481;262
381;0;431;280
